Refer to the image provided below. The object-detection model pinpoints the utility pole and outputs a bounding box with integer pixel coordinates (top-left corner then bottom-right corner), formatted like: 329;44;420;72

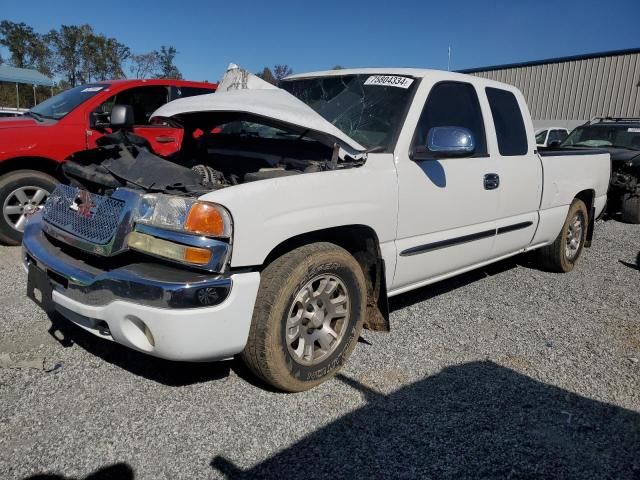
447;46;452;71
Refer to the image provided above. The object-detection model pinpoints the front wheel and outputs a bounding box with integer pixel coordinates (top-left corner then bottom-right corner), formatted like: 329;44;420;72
241;242;366;392
537;199;588;273
0;170;58;245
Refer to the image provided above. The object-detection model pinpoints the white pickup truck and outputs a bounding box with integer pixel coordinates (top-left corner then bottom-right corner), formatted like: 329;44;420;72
22;67;610;391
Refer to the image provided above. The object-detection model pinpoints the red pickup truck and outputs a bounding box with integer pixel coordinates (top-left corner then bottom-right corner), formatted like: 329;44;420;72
0;79;217;244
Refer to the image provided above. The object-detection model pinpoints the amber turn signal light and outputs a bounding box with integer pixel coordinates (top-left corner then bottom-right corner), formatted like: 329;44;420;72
184;202;228;237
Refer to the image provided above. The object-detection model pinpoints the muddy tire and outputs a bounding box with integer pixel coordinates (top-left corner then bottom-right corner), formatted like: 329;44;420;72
241;242;366;392
537;199;588;273
0;170;57;245
621;192;640;224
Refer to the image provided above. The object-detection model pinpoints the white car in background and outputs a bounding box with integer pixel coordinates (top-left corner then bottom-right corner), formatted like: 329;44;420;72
536;127;569;148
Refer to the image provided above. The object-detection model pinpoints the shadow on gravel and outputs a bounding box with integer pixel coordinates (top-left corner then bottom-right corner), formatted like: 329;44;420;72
618;252;640;271
24;462;133;479
211;361;640;479
389;256;526;312
46;312;232;387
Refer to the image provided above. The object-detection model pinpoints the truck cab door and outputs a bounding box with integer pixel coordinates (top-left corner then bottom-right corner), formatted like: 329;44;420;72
88;85;183;156
483;87;541;258
392;80;499;293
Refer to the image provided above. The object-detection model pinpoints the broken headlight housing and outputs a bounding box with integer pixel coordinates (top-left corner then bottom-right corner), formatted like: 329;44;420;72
127;193;232;270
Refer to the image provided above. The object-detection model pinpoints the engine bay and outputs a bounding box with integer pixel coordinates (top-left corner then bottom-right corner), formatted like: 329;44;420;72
63;115;365;196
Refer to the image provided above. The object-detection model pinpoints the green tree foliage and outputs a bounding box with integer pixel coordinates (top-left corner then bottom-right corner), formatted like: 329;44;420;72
0;20;182;106
155;46;182;79
256;65;293;85
0;20;177;88
0;21;53;75
48;24;130;86
256;67;277;85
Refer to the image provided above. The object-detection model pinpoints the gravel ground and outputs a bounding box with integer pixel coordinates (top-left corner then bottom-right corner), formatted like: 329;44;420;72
0;219;638;479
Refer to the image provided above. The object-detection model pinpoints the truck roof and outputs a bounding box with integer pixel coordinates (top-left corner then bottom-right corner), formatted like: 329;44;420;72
286;68;477;81
284;68;520;92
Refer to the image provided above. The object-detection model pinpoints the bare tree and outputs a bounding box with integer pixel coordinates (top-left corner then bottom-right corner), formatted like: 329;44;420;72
130;51;160;79
272;65;293;81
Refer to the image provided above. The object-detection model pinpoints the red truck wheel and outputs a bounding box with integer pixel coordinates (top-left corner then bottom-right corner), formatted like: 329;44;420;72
0;170;58;245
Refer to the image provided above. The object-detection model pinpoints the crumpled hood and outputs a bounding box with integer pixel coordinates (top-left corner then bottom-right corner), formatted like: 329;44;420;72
151;65;366;156
0;117;39;130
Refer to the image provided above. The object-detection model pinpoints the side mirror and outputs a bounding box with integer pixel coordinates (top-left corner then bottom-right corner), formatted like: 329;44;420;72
110;104;134;128
547;140;562;148
426;126;475;157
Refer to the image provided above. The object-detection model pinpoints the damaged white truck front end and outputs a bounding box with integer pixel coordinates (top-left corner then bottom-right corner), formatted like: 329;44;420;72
23;66;610;391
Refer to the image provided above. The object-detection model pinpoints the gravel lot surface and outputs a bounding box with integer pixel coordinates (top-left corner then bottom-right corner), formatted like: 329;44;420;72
0;219;638;479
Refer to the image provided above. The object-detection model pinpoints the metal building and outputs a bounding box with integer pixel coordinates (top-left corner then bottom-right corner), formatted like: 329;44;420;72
459;48;640;130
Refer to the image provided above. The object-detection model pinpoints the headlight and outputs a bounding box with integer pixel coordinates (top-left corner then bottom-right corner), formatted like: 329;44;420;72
135;194;232;238
128;193;232;270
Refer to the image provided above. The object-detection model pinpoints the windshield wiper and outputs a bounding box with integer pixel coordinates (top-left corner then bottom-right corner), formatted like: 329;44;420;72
25;111;46;122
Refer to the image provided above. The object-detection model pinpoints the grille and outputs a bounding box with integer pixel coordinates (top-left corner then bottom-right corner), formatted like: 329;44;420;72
42;184;125;245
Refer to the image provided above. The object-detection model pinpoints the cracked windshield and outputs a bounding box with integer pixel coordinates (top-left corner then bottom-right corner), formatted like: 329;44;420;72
282;74;417;150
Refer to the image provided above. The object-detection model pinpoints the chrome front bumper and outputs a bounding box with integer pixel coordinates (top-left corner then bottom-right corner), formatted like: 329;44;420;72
23;212;232;310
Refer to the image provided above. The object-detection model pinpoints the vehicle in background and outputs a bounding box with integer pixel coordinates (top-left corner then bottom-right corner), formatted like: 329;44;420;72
560;117;640;223
23;67;610;392
0;79;217;245
535;127;569;148
0;107;27;117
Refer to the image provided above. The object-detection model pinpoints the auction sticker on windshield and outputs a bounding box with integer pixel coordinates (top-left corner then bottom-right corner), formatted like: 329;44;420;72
364;75;414;89
628;128;640;133
81;87;104;93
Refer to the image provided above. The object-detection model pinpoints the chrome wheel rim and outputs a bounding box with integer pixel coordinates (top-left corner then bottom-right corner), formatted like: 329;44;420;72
286;274;350;366
2;186;49;232
565;212;584;260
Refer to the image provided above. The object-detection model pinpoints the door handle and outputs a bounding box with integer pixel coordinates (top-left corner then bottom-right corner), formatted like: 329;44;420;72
155;136;176;143
484;173;500;190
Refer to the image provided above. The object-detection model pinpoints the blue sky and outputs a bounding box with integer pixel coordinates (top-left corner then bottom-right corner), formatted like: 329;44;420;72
2;0;639;82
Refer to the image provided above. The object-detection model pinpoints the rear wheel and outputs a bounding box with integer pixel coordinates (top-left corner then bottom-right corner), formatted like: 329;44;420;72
537;199;588;273
621;192;640;224
0;170;57;245
241;242;366;392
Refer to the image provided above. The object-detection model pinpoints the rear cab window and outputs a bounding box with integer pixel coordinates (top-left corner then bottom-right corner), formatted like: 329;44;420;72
412;81;488;159
485;87;528;156
536;130;548;144
549;129;568;143
172;86;216;99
